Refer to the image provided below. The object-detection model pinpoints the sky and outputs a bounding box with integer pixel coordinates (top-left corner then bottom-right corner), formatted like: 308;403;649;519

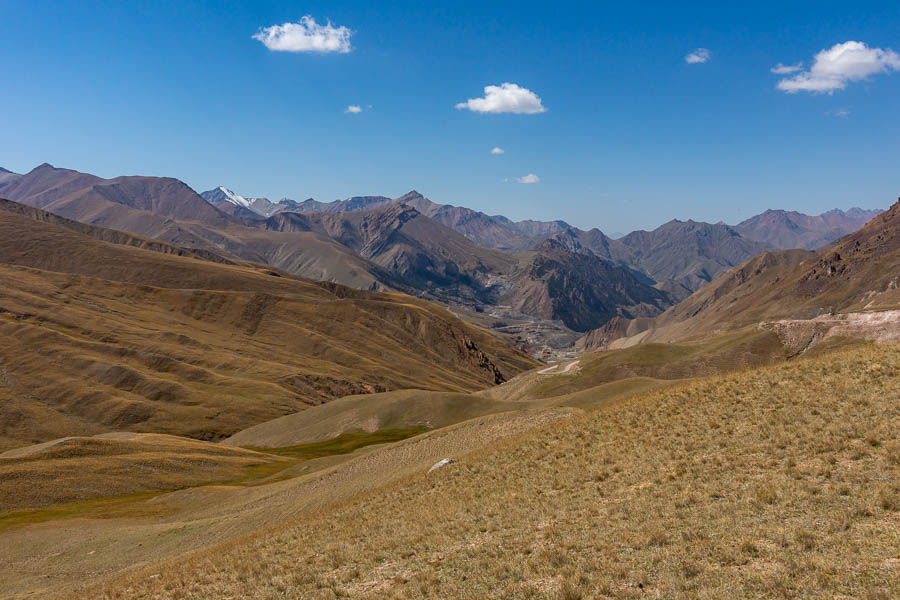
2;0;899;233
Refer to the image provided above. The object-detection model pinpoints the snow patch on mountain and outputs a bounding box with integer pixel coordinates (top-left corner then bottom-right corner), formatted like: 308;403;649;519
217;187;251;209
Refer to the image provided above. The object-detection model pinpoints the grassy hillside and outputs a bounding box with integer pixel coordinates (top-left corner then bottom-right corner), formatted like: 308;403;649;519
482;326;789;403
92;343;900;600
0;407;576;598
0;208;537;449
0;433;287;512
223;327;790;449
223;389;530;448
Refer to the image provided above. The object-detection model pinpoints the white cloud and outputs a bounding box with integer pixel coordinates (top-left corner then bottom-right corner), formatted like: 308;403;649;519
490;147;505;155
253;16;352;53
515;173;540;184
770;62;803;74
455;83;546;114
827;109;850;117
776;41;900;94
685;48;711;64
345;105;362;113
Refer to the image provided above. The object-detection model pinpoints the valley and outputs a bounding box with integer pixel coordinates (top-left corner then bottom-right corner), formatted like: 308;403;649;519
0;166;896;600
3;163;878;357
6;8;900;599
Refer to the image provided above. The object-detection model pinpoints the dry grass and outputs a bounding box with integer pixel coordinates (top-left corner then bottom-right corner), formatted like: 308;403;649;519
225;327;786;451
84;344;899;599
0;433;287;513
482;327;789;404
0;407;574;599
245;428;429;459
224;390;528;448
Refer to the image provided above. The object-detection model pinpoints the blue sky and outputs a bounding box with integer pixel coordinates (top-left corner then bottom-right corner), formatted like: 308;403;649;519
2;1;898;232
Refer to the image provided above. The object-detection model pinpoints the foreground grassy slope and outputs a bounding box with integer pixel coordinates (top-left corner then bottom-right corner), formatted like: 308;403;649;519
0;408;576;598
98;344;899;599
0;208;537;449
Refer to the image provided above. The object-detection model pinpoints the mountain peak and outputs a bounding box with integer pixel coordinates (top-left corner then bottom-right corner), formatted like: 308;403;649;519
396;190;425;202
202;186;252;209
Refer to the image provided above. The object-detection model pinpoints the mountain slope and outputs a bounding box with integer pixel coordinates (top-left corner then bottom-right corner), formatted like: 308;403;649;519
0;163;239;254
607;199;900;344
501;238;673;332
0;163;102;208
0;165;401;290
0;198;236;265
262;204;520;302
617;219;774;290
0;167;19;185
200;187;266;220
0;203;538;449
550;220;772;293
0;166;633;328
735;207;883;250
200;187;320;219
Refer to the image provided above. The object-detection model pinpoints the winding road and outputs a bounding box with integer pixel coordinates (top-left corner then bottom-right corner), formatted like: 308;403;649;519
537;360;580;375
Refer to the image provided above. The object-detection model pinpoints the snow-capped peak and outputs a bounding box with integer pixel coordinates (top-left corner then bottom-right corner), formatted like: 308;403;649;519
218;186;252;209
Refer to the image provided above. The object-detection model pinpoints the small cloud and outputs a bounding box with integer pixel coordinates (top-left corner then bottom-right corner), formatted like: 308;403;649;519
345;105;363;114
455;83;546;114
770;62;803;74
490;147;505;155
253;16;352;53
515;173;540;184
685;48;711;64
776;41;900;94
827;109;850;117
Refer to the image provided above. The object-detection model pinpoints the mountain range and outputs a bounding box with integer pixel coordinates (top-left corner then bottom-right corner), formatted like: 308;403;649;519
1;163;896;600
734;207;882;250
202;186;570;252
578;197;900;350
0;164;884;341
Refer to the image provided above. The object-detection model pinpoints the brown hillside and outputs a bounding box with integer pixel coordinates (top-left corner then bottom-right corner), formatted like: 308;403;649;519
0;208;537;449
604;199;900;345
0;165;391;289
81;343;900;600
0;433;286;511
0;198;236;265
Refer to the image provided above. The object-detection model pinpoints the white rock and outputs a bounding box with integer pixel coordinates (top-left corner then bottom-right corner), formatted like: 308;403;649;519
428;458;456;473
